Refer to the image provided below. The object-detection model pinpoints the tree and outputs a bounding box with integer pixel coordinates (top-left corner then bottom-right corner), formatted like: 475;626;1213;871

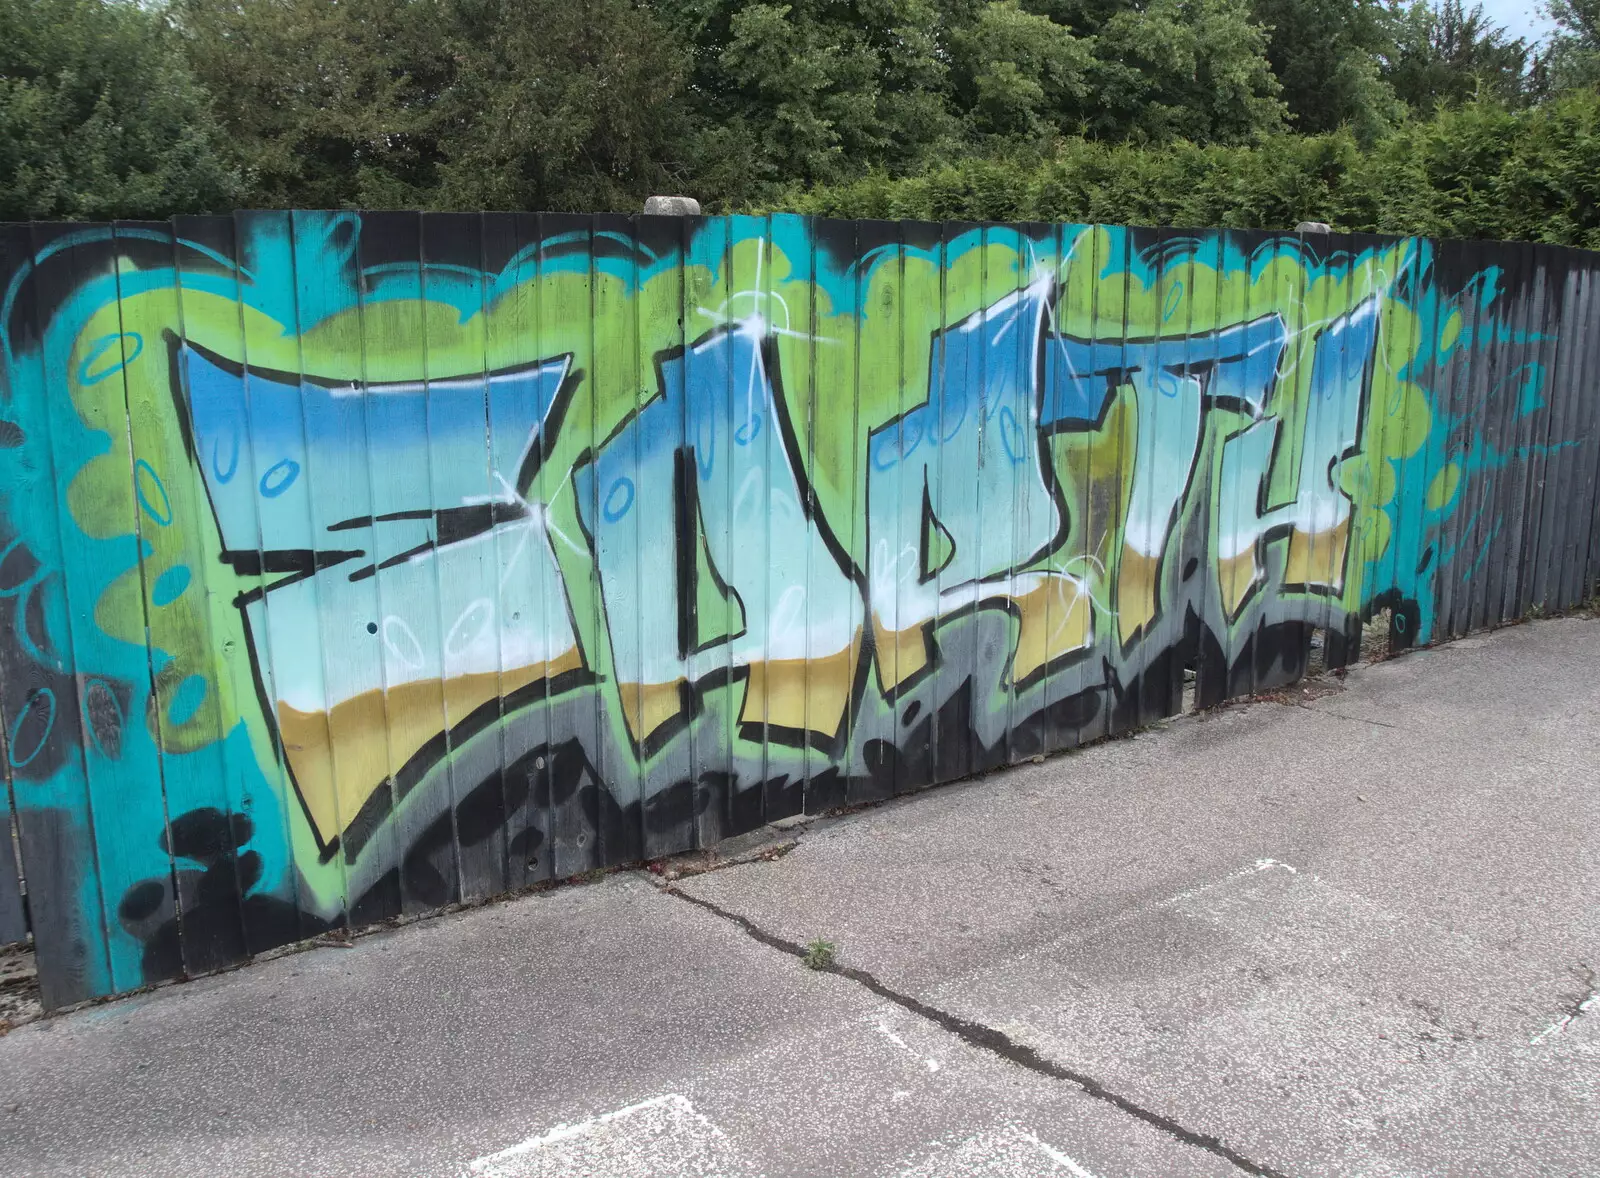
433;0;694;212
0;0;238;220
946;0;1287;147
654;0;959;201
1250;0;1402;138
175;0;457;209
1384;0;1533;112
176;0;693;212
1542;0;1600;92
947;0;1094;138
1087;0;1288;143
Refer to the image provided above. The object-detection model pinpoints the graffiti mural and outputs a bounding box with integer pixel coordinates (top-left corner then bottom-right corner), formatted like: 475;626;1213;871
0;214;1593;1006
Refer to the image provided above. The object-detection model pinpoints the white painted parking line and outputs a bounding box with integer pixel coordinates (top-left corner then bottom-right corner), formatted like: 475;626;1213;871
877;1019;942;1072
891;1126;1108;1178
465;1093;753;1178
1529;989;1598;1044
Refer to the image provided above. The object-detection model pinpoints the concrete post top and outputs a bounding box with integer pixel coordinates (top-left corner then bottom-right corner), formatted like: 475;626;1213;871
645;195;702;216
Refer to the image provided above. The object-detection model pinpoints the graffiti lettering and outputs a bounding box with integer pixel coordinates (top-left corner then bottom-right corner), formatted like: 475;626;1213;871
0;214;1584;1005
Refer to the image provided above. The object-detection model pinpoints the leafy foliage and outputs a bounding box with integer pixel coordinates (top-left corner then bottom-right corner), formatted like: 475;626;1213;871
0;0;1587;244
0;0;238;219
786;90;1600;247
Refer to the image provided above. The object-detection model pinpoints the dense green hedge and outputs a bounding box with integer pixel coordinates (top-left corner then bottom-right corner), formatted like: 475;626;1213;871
776;91;1600;247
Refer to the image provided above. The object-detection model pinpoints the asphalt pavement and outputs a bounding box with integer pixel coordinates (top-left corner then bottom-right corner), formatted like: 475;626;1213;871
1;617;1596;1177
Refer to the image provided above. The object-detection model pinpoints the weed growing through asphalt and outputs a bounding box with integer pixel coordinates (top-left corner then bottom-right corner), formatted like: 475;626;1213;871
804;939;837;970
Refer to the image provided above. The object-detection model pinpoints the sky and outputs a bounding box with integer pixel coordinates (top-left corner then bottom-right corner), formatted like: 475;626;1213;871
1479;0;1557;42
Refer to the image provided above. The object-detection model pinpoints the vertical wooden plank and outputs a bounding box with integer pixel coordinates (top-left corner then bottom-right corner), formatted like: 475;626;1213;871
0;618;24;941
668;211;707;851
477;211;538;888
926;218;958;789
209;212;316;950
269;211;354;927
852;219;898;806
1166;226;1201;712
1024;220;1064;757
618;212;676;858
537;213;599;878
469;211;514;898
889;217;919;794
411;211;470;902
1433;237;1488;640
36;222;172;995
777;212;823;813
1392;235;1444;649
1501;242;1541;618
1137;226;1178;721
0;229;26;949
881;217;935;788
0;236;43;952
1484;240;1535;624
1306;229;1348;667
0;765;23;944
962;219;993;779
1510;240;1553;620
758;211;807;825
1574;253;1600;600
951;219;989;784
1278;228;1342;685
1079;218;1110;739
1462;240;1512;634
519;210;563;884
804;217;858;816
326;212;402;925
713;214;743;830
1514;244;1556;613
1008;220;1044;758
1520;245;1569;614
591;211;643;865
1104;223;1138;735
1580;254;1600;599
3;223;115;1005
1056;219;1107;738
221;209;329;942
917;217;942;783
171;214;278;959
1558;258;1600;607
839;216;865;814
1129;224;1162;724
126;217;251;979
1359;231;1414;654
1541;252;1584;611
743;213;769;819
736;212;772;820
428;211;506;900
1483;238;1526;626
1551;249;1591;610
1460;238;1499;639
750;213;779;821
688;212;727;843
1194;228;1231;704
1347;234;1386;649
1479;239;1524;630
353;209;455;910
1165;225;1200;713
1001;221;1037;761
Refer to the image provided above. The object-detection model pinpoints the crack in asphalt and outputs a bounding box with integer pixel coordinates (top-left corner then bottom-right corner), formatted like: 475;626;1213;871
667;886;1293;1178
1289;703;1399;729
